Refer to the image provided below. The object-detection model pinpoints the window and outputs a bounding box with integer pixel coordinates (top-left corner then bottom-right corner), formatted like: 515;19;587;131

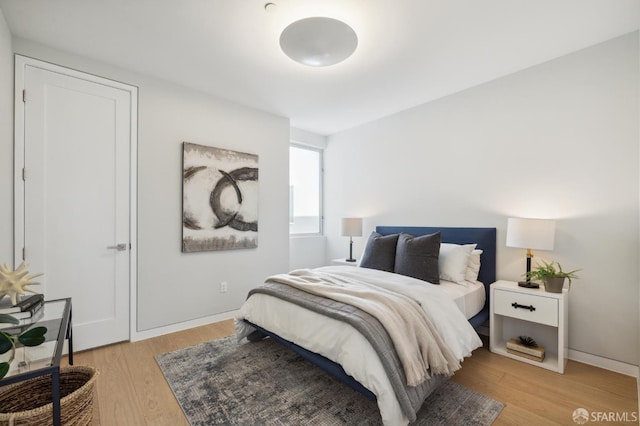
289;144;323;234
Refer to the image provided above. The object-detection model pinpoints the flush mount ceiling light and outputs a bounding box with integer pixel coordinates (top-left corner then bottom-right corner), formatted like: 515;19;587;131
279;17;358;67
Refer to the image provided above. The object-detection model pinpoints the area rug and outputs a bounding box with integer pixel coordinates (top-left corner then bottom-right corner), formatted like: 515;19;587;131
156;335;504;425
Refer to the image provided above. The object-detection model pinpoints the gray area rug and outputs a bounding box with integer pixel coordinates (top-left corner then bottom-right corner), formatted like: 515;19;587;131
156;335;504;425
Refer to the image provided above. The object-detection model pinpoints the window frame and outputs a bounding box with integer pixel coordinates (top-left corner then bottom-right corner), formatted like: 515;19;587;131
289;143;324;236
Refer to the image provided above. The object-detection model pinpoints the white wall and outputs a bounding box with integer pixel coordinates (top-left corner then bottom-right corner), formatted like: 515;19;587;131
0;10;12;265
325;33;639;366
289;127;327;269
11;38;290;332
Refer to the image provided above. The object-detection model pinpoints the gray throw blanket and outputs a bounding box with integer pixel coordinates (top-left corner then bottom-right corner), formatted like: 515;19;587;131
248;282;448;423
267;268;460;385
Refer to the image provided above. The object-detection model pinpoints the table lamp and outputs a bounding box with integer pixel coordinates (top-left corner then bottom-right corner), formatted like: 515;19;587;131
506;217;556;288
340;218;362;262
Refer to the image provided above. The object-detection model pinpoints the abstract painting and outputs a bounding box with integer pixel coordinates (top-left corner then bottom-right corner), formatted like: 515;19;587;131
182;142;258;252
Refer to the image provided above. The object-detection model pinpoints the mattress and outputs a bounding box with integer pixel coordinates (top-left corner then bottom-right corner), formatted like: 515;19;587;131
437;279;486;319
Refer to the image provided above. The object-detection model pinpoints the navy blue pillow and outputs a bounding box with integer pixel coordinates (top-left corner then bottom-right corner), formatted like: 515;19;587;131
394;232;441;284
359;232;399;272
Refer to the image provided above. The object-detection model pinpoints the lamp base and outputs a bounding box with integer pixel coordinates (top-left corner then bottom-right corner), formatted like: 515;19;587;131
345;258;357;262
517;281;540;289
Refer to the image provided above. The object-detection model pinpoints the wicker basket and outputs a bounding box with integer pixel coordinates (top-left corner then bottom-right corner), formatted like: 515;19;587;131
0;365;98;426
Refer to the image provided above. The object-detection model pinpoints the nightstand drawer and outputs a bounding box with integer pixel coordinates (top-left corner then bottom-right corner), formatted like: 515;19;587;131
493;289;558;326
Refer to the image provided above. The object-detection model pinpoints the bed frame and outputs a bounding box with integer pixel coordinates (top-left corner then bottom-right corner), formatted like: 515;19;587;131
246;226;497;402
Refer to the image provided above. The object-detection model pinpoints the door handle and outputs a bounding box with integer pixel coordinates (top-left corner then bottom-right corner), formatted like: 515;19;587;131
107;243;127;251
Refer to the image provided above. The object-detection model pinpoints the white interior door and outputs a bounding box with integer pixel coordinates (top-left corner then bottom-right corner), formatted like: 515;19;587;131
15;57;137;351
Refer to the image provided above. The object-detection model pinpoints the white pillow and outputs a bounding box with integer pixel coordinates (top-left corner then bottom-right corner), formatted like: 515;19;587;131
439;243;476;284
465;249;483;282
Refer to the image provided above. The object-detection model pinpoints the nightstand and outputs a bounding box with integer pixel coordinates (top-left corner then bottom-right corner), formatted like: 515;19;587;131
490;280;568;373
331;258;359;266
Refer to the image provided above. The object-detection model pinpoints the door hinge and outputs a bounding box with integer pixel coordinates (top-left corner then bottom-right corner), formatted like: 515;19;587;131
22;89;26;103
22;167;26;181
22;247;25;261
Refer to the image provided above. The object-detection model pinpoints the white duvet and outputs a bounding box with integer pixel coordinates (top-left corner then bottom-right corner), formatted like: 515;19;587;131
235;266;483;426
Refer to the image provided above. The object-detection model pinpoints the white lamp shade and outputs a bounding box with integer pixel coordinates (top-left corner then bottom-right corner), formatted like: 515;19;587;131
506;218;555;250
340;218;363;237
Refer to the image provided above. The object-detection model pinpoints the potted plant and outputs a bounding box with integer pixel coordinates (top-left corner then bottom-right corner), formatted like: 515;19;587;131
0;314;47;378
525;260;580;293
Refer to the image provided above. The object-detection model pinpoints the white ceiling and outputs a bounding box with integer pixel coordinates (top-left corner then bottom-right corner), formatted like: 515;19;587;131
0;0;638;135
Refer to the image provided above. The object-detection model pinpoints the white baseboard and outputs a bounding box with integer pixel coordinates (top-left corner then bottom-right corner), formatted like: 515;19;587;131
131;309;239;342
569;349;639;377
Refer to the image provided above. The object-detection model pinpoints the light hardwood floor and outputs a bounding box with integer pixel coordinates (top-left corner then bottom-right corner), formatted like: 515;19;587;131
72;320;637;425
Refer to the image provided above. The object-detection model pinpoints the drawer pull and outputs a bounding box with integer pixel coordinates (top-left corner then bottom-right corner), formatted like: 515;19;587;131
512;302;536;312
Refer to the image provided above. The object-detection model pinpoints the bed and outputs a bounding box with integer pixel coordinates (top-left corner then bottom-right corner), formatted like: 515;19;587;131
235;226;496;425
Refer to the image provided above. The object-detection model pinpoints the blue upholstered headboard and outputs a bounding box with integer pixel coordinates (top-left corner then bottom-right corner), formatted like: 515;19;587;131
375;226;496;328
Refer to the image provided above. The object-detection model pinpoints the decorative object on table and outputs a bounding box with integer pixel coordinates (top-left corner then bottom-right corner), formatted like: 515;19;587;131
506;217;556;288
0;365;98;426
526;260;580;293
156;335;505;426
506;338;545;362
340;218;363;262
182;142;259;253
0;262;42;305
518;335;538;347
0;294;44;322
0;294;43;315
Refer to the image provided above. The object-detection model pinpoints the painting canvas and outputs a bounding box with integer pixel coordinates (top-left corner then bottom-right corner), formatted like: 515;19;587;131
182;142;259;252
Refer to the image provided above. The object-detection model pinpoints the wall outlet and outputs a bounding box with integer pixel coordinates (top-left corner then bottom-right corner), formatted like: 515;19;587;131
220;281;228;293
